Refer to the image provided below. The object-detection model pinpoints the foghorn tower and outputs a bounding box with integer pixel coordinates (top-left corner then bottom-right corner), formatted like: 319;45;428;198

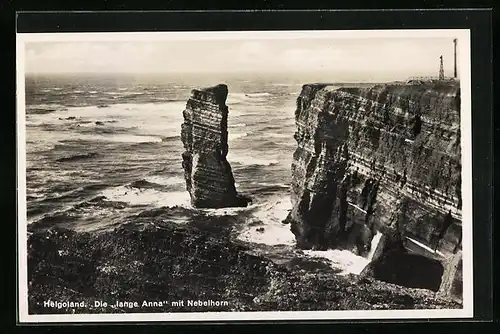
453;39;458;78
439;55;445;80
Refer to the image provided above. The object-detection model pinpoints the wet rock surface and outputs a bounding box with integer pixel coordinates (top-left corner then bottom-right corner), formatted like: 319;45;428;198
181;84;251;208
27;212;461;314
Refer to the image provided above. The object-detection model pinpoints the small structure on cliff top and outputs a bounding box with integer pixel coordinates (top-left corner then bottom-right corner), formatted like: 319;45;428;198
453;38;458;79
180;84;251;209
439;55;445;80
408;39;458;84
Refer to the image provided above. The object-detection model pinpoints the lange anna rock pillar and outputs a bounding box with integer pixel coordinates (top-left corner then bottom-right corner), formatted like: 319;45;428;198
181;84;251;208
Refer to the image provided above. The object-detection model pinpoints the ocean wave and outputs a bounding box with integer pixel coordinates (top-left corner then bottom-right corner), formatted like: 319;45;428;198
228;133;248;140
236;196;294;245
56;152;98;162
303;232;384;275
94;134;163;143
226;93;271;105
26;104;66;115
302;249;369;276
229;123;246;128
104;91;145;97
252;196;292;224
267;133;293;139
252;182;289;189
153;97;184;102
245;92;272;98
28;194;131;230
123;92;145;96
143;175;185;187
229;155;279;166
88;91;98;94
161;135;181;141
101;185;191;208
26;142;56;153
200;206;252;217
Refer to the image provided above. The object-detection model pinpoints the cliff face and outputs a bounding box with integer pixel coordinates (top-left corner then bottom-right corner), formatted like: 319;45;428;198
181;84;250;208
285;82;462;298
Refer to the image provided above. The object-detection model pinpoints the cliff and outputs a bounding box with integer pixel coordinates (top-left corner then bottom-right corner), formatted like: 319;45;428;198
285;82;462;299
181;84;250;208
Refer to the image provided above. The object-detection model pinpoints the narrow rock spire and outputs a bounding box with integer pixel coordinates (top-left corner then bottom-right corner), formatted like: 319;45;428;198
181;84;251;208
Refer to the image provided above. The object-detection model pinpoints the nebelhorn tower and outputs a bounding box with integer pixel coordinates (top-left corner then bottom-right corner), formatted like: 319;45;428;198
439;55;445;80
453;38;458;78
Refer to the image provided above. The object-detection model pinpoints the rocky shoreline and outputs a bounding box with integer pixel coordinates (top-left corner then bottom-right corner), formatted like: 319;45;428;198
27;207;461;314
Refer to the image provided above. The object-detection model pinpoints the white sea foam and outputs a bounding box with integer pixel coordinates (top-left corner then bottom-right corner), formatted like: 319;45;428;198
272;83;294;87
228;133;248;140
228;155;279;166
238;222;295;246
267;133;293;139
245;92;272;98
237;196;295;246
252;182;290;189
27;101;186;138
122;92;145;96
91;134;163;143
101;186;191;208
144;175;185;186
201;206;252;217
236;194;385;275
25;141;56;154
303;231;384;275
303;249;370;275
229;123;247;128
226;92;271;106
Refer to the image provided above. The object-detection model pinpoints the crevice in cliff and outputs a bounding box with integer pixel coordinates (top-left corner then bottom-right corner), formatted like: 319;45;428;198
365;251;445;292
412;115;422;138
429;210;454;251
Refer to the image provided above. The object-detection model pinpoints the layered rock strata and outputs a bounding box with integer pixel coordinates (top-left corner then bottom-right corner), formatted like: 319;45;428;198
181;84;250;208
285;82;462;300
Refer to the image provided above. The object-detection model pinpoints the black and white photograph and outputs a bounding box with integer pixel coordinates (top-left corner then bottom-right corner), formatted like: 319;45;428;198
16;29;473;322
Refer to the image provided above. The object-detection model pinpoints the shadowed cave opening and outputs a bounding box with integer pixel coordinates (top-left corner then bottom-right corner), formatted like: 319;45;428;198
369;252;444;292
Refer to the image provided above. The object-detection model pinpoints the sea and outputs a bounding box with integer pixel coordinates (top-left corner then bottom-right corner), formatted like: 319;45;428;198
24;73;376;275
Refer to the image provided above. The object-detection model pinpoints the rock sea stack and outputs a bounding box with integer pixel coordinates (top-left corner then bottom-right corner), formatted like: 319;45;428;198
181;84;251;208
285;82;462;301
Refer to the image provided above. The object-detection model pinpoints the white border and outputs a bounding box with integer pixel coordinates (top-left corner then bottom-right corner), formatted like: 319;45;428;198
16;29;473;323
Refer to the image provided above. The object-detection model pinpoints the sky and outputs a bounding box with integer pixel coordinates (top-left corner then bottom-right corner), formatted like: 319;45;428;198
24;36;459;82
